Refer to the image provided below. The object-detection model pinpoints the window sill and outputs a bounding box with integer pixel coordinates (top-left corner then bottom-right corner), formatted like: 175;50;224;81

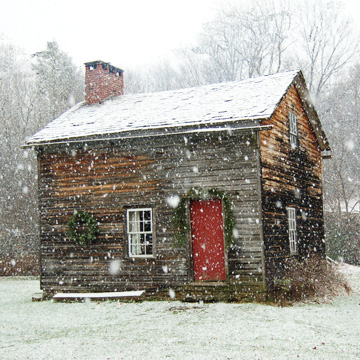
130;255;155;259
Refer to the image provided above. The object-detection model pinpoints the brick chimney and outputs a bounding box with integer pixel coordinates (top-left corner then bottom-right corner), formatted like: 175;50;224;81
85;60;124;105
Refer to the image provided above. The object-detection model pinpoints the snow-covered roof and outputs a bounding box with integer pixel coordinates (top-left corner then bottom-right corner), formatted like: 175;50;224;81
27;70;301;146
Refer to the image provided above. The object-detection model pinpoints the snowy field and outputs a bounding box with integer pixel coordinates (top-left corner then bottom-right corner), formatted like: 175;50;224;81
0;265;359;360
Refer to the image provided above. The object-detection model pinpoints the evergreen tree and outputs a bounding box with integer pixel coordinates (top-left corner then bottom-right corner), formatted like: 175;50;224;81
32;41;84;124
0;40;83;272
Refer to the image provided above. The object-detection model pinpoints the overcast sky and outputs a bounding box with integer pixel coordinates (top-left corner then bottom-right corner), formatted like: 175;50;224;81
0;0;223;69
0;0;359;71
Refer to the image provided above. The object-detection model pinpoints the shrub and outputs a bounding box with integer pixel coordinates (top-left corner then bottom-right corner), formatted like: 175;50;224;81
0;254;39;276
272;255;349;303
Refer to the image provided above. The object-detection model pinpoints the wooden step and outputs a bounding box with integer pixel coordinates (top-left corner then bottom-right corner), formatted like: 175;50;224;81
179;282;267;302
52;290;145;302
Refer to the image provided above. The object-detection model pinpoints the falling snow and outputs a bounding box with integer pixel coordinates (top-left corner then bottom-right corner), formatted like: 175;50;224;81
166;195;181;208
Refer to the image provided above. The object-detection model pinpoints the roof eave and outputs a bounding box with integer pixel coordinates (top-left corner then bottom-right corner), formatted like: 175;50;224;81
293;71;331;152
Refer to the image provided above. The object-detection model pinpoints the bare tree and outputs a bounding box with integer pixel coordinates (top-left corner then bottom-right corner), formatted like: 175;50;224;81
321;65;360;263
125;0;294;93
125;60;186;94
170;0;360;99
321;65;360;214
178;0;292;83
293;0;360;100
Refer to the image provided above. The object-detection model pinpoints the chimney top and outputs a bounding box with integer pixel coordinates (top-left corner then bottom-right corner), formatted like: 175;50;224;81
85;60;124;76
85;60;124;105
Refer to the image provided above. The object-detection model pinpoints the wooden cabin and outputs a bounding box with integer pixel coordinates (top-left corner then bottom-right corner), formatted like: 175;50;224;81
26;61;331;301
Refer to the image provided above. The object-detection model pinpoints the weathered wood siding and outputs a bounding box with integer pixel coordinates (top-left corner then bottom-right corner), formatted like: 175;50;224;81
259;84;326;287
38;130;265;296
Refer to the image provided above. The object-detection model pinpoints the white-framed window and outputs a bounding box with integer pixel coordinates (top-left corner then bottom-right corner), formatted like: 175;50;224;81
289;111;298;148
286;207;297;255
127;208;153;258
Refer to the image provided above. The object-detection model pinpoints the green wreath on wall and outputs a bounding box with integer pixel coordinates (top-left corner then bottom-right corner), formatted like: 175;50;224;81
171;188;236;249
67;210;99;245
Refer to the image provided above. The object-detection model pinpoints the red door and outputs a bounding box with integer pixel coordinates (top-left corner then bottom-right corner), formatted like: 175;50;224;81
190;199;226;281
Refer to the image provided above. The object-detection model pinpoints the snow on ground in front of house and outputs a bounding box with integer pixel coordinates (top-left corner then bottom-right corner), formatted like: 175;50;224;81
0;266;359;360
338;262;360;293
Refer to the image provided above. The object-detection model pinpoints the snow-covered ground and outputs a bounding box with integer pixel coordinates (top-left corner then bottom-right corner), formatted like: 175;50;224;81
0;264;359;360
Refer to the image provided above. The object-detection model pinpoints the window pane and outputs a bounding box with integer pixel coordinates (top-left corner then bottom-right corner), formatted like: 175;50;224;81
130;234;139;255
128;211;140;233
146;245;153;255
128;220;137;233
289;112;298;148
144;210;151;221
144;220;151;232
145;233;152;245
128;211;136;223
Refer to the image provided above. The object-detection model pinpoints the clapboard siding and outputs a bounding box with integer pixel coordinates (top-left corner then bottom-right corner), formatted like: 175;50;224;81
259;84;325;287
38;130;266;295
